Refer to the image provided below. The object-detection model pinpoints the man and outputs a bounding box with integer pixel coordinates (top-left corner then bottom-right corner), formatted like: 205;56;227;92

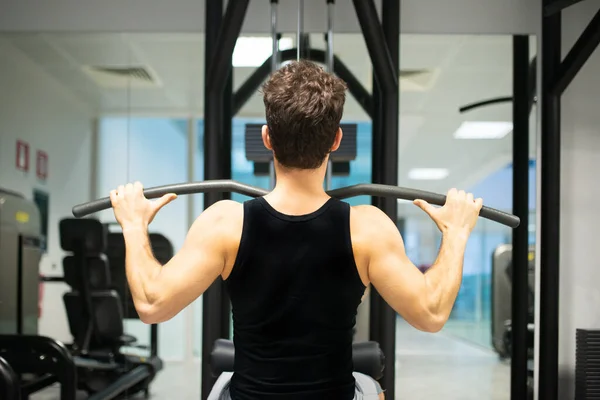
109;60;483;400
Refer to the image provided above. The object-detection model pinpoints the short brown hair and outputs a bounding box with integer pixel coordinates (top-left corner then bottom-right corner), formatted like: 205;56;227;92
262;60;347;169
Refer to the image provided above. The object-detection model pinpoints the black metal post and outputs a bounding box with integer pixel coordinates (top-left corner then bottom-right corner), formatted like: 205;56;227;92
552;9;600;95
544;0;586;16
511;34;530;400
370;69;382;345
379;3;399;398
353;0;399;397
232;48;374;118
202;1;249;399
221;69;233;339
539;3;562;399
353;1;398;90
202;1;223;398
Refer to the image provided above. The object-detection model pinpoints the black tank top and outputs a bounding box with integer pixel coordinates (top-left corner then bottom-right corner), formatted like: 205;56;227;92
224;197;366;400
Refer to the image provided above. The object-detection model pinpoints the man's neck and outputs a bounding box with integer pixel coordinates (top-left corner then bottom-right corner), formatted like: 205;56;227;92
270;162;329;199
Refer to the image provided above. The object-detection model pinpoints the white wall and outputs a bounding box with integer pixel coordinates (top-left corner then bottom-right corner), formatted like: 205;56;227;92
0;37;94;343
558;1;600;398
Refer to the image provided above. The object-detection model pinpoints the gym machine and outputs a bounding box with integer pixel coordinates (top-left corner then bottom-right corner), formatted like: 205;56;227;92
491;244;535;359
0;355;20;400
0;188;42;336
42;218;165;399
0;188;81;399
202;0;403;395
73;181;520;398
491;244;535;398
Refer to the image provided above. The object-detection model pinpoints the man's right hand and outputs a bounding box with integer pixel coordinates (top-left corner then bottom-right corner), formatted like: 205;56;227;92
413;189;483;236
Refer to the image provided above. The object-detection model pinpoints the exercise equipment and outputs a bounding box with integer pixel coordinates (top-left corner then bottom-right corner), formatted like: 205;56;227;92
211;338;385;381
0;355;19;400
72;180;520;228
58;217;163;398
491;244;535;399
491;244;535;358
245;123;357;177
104;224;172;357
0;188;42;336
0;334;78;400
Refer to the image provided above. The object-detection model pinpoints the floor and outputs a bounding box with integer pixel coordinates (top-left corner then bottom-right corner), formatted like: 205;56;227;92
31;319;511;400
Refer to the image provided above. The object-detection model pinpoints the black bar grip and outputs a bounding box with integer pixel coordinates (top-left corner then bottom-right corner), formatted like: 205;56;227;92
72;180;269;218
73;180;520;228
327;183;520;228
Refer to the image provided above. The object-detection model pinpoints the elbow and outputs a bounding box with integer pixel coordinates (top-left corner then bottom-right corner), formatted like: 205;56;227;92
136;302;165;325
420;316;446;333
418;308;448;333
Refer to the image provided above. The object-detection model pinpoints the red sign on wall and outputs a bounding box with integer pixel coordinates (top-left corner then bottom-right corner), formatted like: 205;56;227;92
36;150;48;180
16;140;30;172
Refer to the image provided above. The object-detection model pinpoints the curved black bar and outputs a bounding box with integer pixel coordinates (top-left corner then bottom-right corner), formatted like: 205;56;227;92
72;180;269;218
328;183;520;228
73;180;520;228
459;96;514;113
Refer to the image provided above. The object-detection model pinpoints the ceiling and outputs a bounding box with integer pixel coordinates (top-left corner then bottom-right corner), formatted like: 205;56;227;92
2;31;538;197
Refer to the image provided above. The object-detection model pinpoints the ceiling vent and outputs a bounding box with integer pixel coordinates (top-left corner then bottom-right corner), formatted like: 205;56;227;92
399;69;438;92
81;66;161;88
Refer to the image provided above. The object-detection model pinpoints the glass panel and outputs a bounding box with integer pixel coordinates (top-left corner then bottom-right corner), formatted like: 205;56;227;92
96;116;189;360
396;33;537;399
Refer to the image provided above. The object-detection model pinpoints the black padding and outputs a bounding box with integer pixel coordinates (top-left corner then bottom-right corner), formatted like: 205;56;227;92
105;233;173;320
64;291;125;347
0;355;19;400
352;341;385;380
149;234;174;264
63;255;111;290
60;218;107;253
210;339;385;380
210;339;235;377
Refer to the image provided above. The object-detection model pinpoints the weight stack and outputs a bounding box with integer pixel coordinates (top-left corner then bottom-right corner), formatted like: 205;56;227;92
576;329;600;399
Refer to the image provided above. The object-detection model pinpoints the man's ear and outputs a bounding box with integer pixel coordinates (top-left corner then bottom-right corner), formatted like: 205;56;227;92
262;125;273;150
330;127;343;152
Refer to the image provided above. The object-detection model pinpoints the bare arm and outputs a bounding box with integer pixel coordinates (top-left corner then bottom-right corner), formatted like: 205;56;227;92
116;196;241;324
355;190;480;333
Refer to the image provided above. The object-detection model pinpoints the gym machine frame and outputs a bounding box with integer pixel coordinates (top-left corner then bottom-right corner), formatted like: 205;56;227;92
200;1;404;398
73;3;524;400
539;1;600;399
456;36;535;400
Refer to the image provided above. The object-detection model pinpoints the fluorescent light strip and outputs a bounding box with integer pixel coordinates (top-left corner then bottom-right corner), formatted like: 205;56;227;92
453;121;513;139
232;37;294;67
408;168;449;180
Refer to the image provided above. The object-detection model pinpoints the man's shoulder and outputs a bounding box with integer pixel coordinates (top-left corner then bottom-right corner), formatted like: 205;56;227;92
202;200;244;225
193;200;244;249
349;204;398;245
350;204;389;223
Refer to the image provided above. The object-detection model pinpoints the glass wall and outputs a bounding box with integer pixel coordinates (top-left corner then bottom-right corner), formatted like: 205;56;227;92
96;117;190;361
396;34;538;355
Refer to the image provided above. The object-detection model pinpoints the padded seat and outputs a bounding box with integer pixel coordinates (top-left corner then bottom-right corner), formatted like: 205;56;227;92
63;290;130;350
59;218;136;354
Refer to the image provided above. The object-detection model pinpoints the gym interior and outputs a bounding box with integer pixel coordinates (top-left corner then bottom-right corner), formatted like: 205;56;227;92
0;0;599;399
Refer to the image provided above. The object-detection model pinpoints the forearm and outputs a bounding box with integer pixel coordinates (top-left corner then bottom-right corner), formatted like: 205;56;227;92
123;227;163;307
423;230;469;321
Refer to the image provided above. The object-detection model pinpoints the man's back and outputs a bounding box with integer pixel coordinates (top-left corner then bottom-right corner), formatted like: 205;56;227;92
224;197;365;399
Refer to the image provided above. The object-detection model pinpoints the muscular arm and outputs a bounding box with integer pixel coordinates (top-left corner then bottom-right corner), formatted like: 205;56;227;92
123;200;241;324
354;206;468;332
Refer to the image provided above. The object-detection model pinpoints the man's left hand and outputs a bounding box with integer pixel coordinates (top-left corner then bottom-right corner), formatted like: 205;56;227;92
109;182;177;230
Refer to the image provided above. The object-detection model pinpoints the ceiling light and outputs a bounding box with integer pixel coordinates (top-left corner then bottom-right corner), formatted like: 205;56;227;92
232;37;294;67
408;168;449;180
453;121;513;139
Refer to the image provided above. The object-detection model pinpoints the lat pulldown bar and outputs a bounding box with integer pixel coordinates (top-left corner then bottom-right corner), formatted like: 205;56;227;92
72;180;520;228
